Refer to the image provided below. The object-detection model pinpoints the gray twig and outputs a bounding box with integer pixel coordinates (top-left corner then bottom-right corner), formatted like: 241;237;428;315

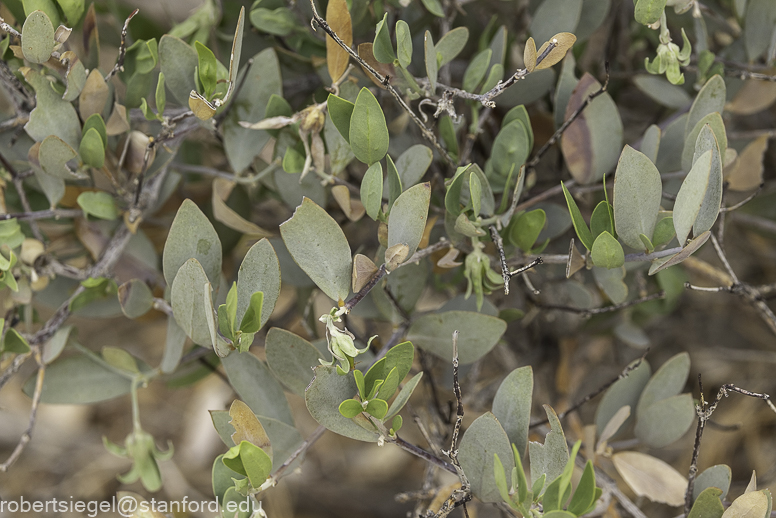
104;9;139;81
306;0;456;168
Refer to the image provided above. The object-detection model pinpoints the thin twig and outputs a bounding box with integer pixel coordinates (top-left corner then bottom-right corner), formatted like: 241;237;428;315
526;62;610;170
307;0;456;168
530;351;649;428
173;160;280;184
536;291;665;317
104;9;139;81
432;330;472;518
0;349;44;471
684;376;776;516
269;424;326;483
720;183;763;212
0;208;83;222
489;226;511;295
0;16;21;39
510;257;542;278
0;150;45;240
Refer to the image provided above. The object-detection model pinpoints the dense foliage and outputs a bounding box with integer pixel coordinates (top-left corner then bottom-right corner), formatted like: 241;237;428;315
1;0;775;516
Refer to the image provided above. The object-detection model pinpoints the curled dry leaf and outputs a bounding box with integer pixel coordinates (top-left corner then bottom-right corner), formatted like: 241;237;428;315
436;247;462;268
385;243;410;272
106;103;130;136
229;400;272;459
78;69;108;120
726;79;776;115
352;254;378;292
188;91;217;121
326;0;352;83
612;451;688;507
212;178;272;238
20;238;45;265
722;490;770;518
536;32;577;70
566;238;585;278
120;131;154;175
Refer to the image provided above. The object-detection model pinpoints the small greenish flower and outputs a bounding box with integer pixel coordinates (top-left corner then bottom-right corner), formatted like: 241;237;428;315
319;308;374;374
645;24;691;85
103;427;173;492
463;243;503;311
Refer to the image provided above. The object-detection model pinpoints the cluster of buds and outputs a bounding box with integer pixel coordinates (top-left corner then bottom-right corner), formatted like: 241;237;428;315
644;17;691;85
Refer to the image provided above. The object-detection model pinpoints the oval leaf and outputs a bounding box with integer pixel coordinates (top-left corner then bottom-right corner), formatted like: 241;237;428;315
406;311;507;364
614;145;662;250
280;198;352;303
458;412;514;503
612;451;687;506
387;182;431;262
491;366;533;456
350;88;389;165
163;199;222;288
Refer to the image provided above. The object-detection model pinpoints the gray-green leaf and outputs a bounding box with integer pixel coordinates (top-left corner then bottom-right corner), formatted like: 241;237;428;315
406;311;507;364
613;145;662;250
163;199;222;288
279;198;352;303
458;412;514;503
387;182;431;261
492;366;533;456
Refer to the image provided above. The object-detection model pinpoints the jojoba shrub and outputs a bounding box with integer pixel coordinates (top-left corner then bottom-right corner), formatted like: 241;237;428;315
0;0;775;516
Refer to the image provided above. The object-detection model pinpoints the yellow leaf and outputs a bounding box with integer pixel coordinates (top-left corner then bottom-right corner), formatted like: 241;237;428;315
326;0;352;83
536;32;576;70
229;400;273;459
721;490;769;518
188;91;216;120
524;37;537;73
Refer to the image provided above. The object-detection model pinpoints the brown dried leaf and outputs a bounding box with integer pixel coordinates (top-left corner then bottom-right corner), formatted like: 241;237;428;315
358;43;394;89
326;0;352;83
78;69;108;120
352;253;378;292
726;136;768;192
566;238;585;278
332;184;364;222
212;178;272;238
726;79;776;115
311;131;326;178
612;451;687;506
229;400;272;458
524;37;537;73
536;32;576;70
105;103;130;136
385;243;409;272
723;490;769;517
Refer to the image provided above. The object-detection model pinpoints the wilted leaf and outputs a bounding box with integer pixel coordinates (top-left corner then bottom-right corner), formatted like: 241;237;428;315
229;400;272;459
612;451;688;506
649;231;711;274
